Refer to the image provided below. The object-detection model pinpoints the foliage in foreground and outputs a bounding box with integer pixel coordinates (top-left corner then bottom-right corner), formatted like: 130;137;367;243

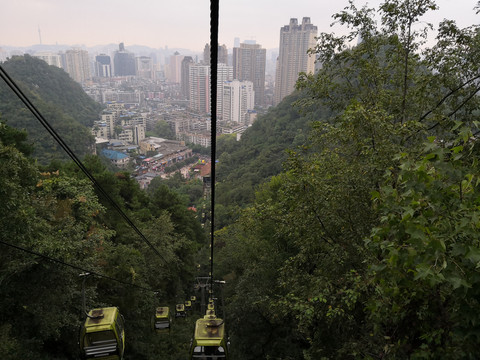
0;120;206;359
216;0;480;358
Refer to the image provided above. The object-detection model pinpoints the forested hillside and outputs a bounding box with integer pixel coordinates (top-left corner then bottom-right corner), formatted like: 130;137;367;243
0;55;101;163
2;0;480;359
0;118;208;359
215;1;480;358
215;91;332;227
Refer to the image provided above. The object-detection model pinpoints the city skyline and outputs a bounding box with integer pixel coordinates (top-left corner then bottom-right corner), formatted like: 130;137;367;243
1;0;478;52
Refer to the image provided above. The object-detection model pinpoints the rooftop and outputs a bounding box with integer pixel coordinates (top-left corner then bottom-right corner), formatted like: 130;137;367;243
102;149;128;160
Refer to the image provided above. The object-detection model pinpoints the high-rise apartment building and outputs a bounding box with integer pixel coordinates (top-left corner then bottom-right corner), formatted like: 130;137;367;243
181;56;194;100
217;63;233;119
218;44;228;65
222;80;255;124
95;54;112;77
167;52;184;83
274;17;317;105
233;43;266;107
34;52;62;68
203;44;210;65
136;56;154;79
65;49;90;83
188;62;233;116
203;43;228;65
114;43;136;76
189;64;210;114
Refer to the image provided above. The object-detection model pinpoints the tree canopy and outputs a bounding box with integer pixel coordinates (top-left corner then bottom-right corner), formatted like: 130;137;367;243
2;1;480;358
216;1;480;358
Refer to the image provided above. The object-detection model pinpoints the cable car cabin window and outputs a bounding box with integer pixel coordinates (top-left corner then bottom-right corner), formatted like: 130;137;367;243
192;346;226;359
86;330;116;345
155;320;170;329
83;330;118;358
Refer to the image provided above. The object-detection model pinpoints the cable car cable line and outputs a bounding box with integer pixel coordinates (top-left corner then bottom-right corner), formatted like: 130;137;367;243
2;1;226;356
188;2;230;359
0;65;166;264
209;0;219;305
0;239;156;293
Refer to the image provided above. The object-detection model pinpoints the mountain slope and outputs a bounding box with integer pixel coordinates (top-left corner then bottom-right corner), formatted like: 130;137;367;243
215;90;332;220
0;55;102;163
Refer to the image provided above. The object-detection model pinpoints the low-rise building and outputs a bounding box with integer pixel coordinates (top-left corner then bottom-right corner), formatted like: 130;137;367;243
135;172;158;189
101;149;130;168
139;137;193;167
117;125;145;145
92;122;109;139
178;132;211;147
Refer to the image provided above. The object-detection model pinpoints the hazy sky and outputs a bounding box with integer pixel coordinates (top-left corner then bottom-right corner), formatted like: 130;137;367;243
1;0;478;52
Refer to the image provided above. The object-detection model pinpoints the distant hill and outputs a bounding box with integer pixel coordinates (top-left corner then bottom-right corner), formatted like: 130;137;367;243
0;55;102;163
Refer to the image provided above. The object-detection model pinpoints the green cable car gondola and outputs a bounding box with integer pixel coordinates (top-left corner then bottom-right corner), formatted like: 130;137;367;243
154;306;171;333
185;300;192;311
80;307;125;360
189;311;229;359
191;295;198;311
175;303;186;318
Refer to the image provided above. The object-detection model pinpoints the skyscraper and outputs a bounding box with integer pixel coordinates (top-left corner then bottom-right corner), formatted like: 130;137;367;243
234;37;240;48
217;63;233;119
203;44;210;65
34;52;62;68
181;56;194;100
233;43;266;107
203;43;228;65
167;52;184;83
218;44;228;65
189;64;210;114
95;54;112;77
274;17;317;105
65;49;90;83
113;43;136;76
222;80;255;124
136;56;154;79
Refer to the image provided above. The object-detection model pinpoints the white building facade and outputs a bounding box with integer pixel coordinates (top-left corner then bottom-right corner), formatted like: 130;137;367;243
33;52;62;68
65;49;91;83
189;64;210;114
274;17;317;105
216;63;233;119
222;80;254;124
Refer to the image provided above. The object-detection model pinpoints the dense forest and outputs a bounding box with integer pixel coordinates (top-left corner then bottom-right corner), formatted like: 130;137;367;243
1;0;480;359
214;1;480;358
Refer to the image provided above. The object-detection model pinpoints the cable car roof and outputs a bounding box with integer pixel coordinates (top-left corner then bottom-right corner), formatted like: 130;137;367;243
84;307;119;331
194;317;225;341
155;306;169;318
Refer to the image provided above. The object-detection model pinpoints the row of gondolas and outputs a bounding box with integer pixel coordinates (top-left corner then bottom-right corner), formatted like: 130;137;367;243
79;297;229;359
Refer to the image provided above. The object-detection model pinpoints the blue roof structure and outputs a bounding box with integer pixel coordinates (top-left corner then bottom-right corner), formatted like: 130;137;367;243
101;149;128;160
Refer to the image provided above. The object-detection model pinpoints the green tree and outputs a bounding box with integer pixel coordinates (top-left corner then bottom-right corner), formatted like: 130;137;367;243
0;122;202;359
152;119;175;140
216;1;480;358
365;130;480;357
0;118;34;156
